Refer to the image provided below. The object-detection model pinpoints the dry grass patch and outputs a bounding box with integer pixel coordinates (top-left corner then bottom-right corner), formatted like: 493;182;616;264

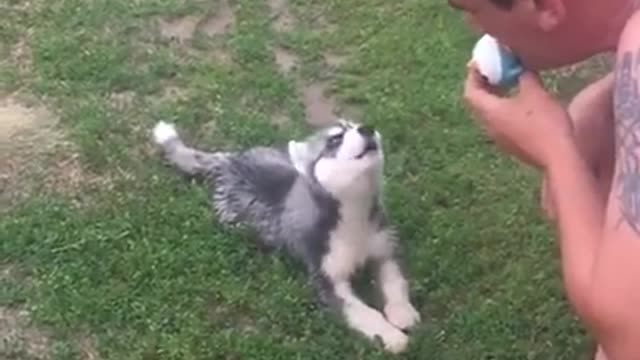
157;1;235;44
200;0;235;37
268;0;297;33
0;94;113;209
273;47;298;74
0;307;51;360
158;15;201;44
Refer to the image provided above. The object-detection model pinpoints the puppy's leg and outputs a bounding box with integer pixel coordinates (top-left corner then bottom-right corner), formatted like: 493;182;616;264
314;236;409;353
329;278;409;353
375;257;420;330
312;262;408;353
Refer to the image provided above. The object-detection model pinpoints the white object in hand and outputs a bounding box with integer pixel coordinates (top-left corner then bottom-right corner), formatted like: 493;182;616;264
471;34;523;88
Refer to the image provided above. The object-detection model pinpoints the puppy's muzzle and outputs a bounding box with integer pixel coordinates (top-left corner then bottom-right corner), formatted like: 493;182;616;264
356;125;379;158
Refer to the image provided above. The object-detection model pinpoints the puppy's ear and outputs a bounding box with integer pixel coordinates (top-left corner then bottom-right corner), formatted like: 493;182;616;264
288;140;311;176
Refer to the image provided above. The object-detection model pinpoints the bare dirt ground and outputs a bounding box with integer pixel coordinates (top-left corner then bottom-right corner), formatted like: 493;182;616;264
301;82;339;126
200;0;235;37
273;47;298;74
0;306;51;360
268;0;297;32
0;93;110;210
158;0;234;44
0;95;60;205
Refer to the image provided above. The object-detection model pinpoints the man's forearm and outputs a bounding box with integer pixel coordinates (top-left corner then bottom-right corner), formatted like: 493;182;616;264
546;136;606;325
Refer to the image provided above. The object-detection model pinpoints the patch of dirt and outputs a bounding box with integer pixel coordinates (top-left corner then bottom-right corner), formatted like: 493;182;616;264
200;0;234;37
269;110;290;128
76;333;100;360
212;49;233;65
1;266;13;281
274;47;298;73
0;94;110;209
141;84;190;123
158;15;201;43
10;33;33;75
108;91;136;112
0;95;59;207
157;2;235;44
324;53;348;68
334;103;363;122
302;82;338;126
268;0;296;32
0;95;59;158
43;151;113;196
0;264;29;282
160;85;189;102
0;307;51;360
201;118;218;135
299;81;365;126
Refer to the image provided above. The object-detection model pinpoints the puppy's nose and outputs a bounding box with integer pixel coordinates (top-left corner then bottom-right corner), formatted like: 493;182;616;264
358;125;375;137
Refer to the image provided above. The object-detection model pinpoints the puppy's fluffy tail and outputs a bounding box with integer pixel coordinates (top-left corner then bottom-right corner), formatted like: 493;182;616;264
152;121;220;177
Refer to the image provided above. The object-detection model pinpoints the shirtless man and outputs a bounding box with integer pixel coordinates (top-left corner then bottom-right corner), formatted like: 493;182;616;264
449;0;640;358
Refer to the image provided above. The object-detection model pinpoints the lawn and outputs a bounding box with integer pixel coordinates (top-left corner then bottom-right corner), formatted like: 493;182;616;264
0;0;609;359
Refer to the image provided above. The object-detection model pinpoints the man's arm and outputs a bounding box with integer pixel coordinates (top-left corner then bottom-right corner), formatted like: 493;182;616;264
545;128;606;331
547;12;640;360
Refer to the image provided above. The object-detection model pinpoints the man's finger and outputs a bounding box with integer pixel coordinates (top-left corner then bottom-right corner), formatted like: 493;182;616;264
463;62;502;117
516;70;543;92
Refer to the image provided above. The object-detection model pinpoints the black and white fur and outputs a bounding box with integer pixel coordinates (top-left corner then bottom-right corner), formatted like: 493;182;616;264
152;119;420;353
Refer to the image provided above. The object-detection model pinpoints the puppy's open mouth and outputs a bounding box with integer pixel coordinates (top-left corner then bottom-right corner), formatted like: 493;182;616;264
356;141;378;159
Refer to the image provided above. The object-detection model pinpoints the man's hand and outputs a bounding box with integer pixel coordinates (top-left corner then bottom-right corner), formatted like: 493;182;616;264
463;61;575;170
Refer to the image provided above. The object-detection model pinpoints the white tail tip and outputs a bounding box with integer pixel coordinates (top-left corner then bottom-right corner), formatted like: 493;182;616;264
153;121;178;145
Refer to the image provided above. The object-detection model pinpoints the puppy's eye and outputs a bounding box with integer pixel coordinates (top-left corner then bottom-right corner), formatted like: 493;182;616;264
326;134;344;149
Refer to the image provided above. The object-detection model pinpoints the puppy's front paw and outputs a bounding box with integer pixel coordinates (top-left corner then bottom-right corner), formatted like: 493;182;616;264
384;301;420;330
379;327;409;354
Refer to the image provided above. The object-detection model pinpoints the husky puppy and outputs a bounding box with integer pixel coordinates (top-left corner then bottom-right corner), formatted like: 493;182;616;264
152;119;420;353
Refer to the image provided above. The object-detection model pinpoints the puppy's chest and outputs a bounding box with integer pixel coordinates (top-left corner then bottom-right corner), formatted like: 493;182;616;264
322;212;391;280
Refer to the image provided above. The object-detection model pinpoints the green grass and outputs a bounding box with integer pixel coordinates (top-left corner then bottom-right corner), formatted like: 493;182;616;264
0;0;601;358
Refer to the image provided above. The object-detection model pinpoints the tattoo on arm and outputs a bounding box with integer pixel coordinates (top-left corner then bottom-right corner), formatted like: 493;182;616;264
614;48;640;234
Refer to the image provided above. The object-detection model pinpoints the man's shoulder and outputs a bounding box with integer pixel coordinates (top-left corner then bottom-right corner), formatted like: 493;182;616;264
617;10;640;53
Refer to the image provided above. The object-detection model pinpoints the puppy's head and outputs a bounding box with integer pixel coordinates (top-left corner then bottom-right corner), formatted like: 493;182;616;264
289;119;384;198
